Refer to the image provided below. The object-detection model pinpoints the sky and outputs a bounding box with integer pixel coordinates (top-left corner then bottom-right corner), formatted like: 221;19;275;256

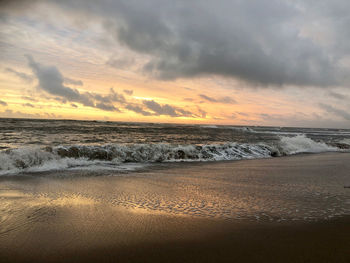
0;0;349;128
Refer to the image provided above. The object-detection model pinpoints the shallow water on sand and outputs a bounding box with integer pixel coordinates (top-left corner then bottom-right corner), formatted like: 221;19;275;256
1;153;349;224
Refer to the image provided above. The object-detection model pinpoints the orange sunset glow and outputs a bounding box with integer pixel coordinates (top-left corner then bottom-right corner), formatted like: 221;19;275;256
1;0;350;128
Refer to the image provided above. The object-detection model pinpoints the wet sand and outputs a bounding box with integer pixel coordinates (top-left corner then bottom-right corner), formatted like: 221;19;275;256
0;153;350;262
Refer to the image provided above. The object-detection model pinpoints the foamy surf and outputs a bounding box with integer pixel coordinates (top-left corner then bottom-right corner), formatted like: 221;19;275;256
339;138;350;146
0;135;346;176
276;135;339;155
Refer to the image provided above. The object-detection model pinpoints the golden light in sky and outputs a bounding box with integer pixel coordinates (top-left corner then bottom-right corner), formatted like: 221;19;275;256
1;0;350;128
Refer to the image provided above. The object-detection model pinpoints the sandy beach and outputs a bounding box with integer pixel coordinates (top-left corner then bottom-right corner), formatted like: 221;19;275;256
1;153;349;262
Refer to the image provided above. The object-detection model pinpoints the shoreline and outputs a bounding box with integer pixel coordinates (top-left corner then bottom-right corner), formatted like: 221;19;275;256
1;152;349;262
1;151;349;178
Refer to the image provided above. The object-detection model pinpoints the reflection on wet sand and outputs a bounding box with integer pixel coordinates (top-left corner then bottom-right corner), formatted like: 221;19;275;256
0;153;349;263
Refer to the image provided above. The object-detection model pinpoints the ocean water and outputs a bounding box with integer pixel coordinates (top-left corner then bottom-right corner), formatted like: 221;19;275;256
0;118;349;176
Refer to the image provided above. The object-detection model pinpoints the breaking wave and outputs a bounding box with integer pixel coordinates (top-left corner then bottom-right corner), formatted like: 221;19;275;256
339;138;350;146
0;135;345;175
276;134;339;155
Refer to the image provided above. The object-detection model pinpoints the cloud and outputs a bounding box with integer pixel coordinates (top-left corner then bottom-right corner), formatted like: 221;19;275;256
0;100;8;106
319;103;350;121
229;113;237;119
125;104;152;116
95;102;120;112
0;109;41;119
259;113;285;121
106;56;135;69
5;67;33;83
328;91;348;100
24;55;194;118
196;106;207;118
199;94;217;103
123;89;133;95
21;96;37;102
236;112;249;117
26;55;123;111
0;108;62;120
184;87;195;91
90;88;126;104
5;1;350;88
143;100;176;117
175;107;193;117
64;77;83;86
253;110;350;128
26;54;94;106
143;100;193;117
44;112;61;119
22;103;34;108
199;94;236;104
38;0;349;87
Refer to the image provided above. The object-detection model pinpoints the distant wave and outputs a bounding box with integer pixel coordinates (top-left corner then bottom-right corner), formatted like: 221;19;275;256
200;125;219;128
0;135;347;176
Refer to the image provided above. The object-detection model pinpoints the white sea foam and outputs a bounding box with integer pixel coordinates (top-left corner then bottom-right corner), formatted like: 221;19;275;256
0;135;345;176
339;138;350;146
277;134;338;155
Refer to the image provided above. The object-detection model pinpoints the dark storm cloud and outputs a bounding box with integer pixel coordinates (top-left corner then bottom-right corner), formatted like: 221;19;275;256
143;100;193;117
5;67;33;83
199;94;236;104
319;103;350;121
41;0;349;87
0;100;8;106
26;55;123;112
5;0;350;88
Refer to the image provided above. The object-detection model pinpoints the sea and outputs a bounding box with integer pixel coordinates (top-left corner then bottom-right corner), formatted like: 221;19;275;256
1;118;350;176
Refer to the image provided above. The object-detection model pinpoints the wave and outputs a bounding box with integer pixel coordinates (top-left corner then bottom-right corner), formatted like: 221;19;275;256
339;138;350;146
200;125;219;128
276;134;339;155
0;135;345;175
